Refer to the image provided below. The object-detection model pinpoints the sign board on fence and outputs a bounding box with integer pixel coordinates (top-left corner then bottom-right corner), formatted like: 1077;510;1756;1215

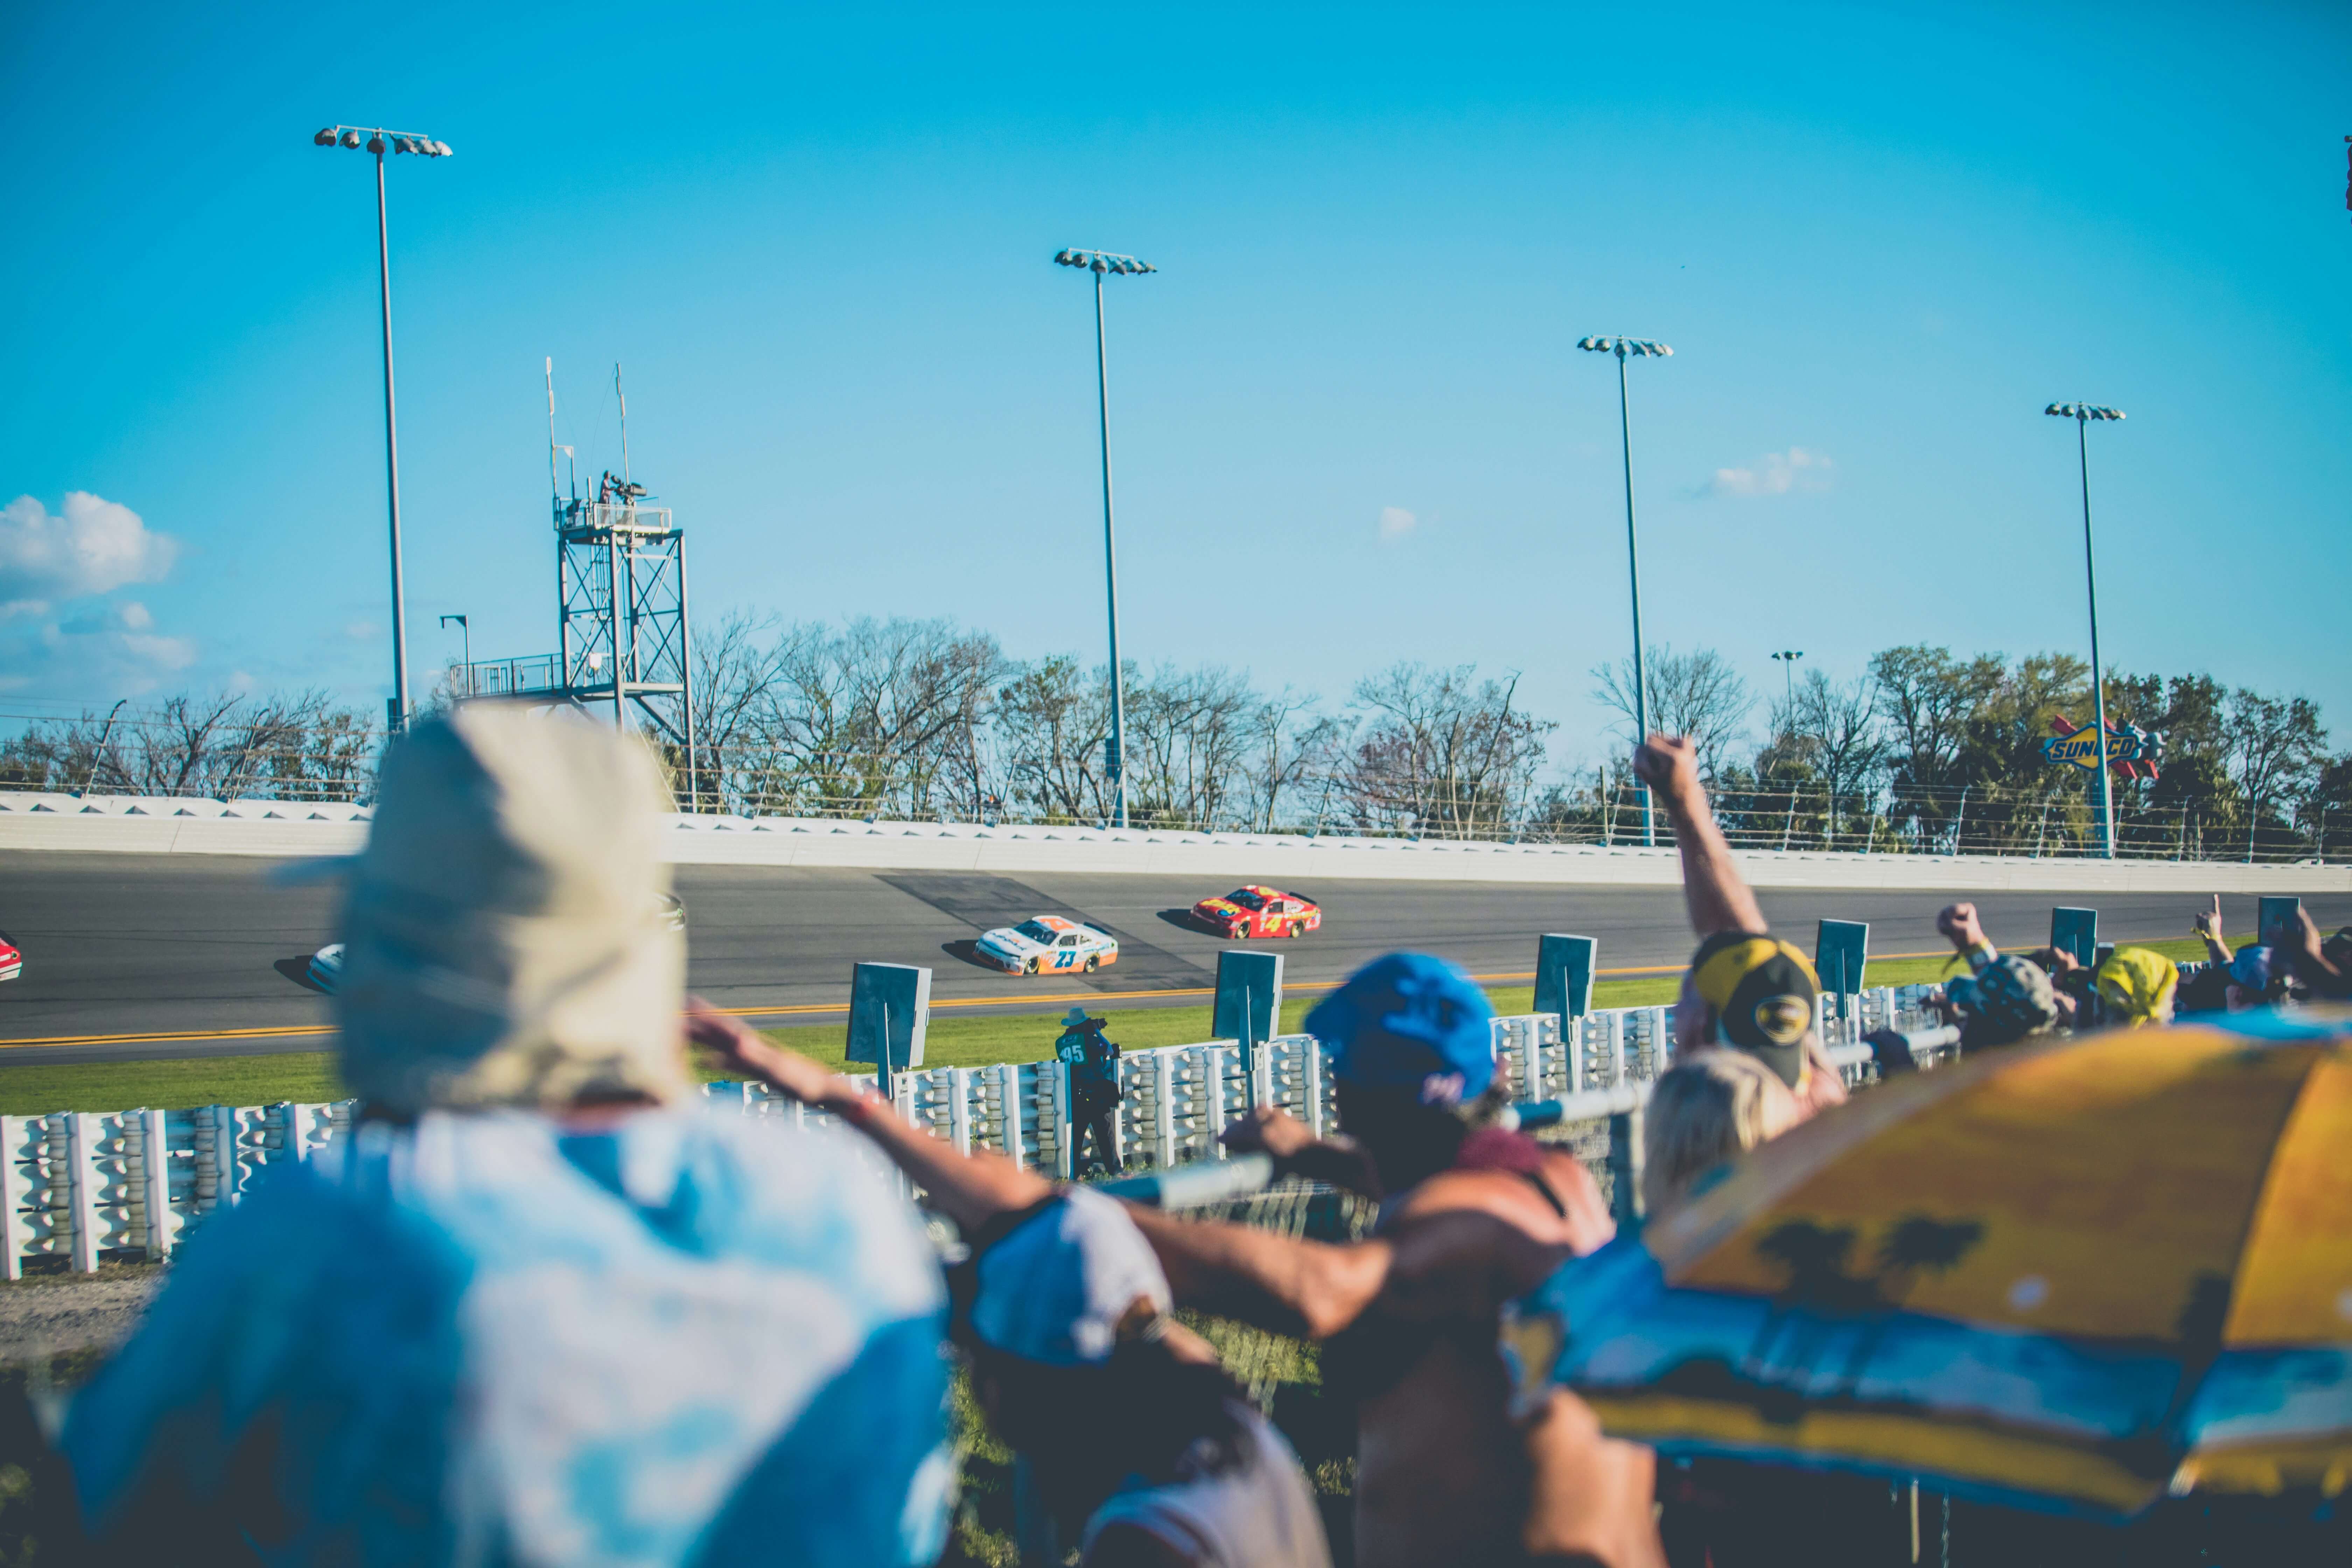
2052;908;2098;971
2258;896;2303;943
1534;934;1598;1021
1213;950;1283;1058
846;962;929;1072
1815;920;1869;1018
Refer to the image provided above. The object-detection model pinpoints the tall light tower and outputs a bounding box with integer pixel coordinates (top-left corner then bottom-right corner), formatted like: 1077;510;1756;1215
1770;650;1805;715
1054;247;1156;830
1577;334;1673;847
313;124;453;735
2045;401;2127;859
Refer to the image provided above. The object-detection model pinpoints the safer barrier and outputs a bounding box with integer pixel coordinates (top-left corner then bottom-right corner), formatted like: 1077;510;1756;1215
0;989;1941;1275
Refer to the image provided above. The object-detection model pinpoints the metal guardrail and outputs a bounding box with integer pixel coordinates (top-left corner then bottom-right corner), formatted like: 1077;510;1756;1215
0;990;1944;1273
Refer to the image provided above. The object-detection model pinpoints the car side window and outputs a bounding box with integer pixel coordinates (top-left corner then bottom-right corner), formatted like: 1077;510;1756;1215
1059;934;1079;947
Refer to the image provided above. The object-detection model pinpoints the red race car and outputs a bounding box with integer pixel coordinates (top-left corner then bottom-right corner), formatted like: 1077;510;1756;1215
1190;886;1321;940
0;936;19;983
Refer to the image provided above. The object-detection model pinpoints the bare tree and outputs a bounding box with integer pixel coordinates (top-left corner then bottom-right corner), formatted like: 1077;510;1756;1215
1123;663;1260;829
1342;663;1553;837
1778;669;1889;818
1592;645;1754;777
1248;688;1345;833
992;654;1112;822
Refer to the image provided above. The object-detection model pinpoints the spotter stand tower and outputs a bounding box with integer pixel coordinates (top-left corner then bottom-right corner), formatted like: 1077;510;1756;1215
546;362;697;800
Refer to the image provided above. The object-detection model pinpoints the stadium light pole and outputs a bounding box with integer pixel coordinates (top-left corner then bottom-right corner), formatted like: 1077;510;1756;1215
314;123;453;736
1770;650;1805;714
1054;247;1156;830
2045;401;2127;860
440;613;470;696
1578;335;1673;847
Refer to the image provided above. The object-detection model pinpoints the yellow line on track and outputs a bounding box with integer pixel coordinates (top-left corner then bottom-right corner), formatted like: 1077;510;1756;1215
0;947;2002;1053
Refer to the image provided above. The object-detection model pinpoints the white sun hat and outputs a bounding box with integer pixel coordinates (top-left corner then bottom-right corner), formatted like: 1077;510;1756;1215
335;705;687;1114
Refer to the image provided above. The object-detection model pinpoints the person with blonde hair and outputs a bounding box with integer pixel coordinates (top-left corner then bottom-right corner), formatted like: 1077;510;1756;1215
64;708;955;1566
1640;1049;1801;1218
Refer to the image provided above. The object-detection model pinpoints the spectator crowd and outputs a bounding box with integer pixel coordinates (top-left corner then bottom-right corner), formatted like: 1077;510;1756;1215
32;708;2352;1565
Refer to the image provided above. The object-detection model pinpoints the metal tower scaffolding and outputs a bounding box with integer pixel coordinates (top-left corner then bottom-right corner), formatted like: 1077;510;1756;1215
545;361;697;801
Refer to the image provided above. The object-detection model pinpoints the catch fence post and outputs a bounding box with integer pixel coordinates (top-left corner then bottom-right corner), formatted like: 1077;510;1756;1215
1608;1104;1645;1225
1153;1051;1178;1164
0;1116;24;1281
1303;1038;1325;1140
948;1068;973;1156
997;1061;1025;1169
66;1112;100;1274
1053;1059;1074;1181
138;1108;172;1261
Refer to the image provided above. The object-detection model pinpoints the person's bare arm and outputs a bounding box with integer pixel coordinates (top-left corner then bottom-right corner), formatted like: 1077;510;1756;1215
1797;1037;1849;1114
2272;909;2350;998
686;999;1052;1232
1937;902;1998;971
1122;1203;1395;1340
1634;735;1765;938
2193;896;2232;967
1219;1106;1385;1199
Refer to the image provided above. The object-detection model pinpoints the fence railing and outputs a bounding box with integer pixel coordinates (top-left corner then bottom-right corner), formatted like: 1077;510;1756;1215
0;990;1944;1276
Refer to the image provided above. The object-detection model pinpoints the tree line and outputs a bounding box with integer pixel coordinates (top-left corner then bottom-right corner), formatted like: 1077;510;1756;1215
2;619;2342;860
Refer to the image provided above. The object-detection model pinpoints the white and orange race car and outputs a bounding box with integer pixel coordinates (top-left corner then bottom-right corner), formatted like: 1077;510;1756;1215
1190;886;1321;940
974;916;1120;976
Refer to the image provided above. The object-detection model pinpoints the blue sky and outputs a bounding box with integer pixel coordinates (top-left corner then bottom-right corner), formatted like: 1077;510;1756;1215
4;1;2347;768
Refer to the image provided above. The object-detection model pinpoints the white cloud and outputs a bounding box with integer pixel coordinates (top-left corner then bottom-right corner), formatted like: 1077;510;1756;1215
0;492;178;607
1378;505;1418;540
0;608;198;695
1706;447;1834;498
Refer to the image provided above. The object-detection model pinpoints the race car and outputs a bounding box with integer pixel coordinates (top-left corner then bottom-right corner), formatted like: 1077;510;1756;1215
974;915;1120;975
306;895;684;996
0;936;20;983
1190;886;1321;940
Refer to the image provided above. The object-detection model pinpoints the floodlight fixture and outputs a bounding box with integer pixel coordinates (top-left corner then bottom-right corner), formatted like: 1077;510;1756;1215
2045;397;2131;858
1055;247;1156;276
315;125;453;159
1579;336;1673;358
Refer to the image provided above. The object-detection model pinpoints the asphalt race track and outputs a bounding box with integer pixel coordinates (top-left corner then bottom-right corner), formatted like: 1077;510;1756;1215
2;850;2346;1066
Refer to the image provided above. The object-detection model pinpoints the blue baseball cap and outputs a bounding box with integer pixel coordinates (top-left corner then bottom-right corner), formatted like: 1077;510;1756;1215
2229;945;2277;993
1304;952;1496;1106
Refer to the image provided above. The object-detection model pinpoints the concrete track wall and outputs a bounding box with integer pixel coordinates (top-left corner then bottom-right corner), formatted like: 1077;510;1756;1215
2;791;2343;895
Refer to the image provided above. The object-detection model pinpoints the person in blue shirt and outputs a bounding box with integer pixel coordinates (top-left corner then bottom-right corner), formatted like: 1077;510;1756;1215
62;707;954;1568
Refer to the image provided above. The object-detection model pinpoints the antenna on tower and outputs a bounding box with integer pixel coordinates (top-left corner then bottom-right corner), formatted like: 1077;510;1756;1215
546;357;560;501
616;362;631;485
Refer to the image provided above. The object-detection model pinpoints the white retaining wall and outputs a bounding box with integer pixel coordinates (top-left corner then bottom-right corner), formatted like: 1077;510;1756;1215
1;792;2342;894
1;990;1940;1275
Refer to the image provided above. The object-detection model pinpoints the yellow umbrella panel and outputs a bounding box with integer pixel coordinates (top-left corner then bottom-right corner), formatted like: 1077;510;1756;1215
1502;1011;2352;1516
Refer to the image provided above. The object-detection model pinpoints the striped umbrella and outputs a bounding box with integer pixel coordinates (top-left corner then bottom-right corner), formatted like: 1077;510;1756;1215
1500;1009;2352;1516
